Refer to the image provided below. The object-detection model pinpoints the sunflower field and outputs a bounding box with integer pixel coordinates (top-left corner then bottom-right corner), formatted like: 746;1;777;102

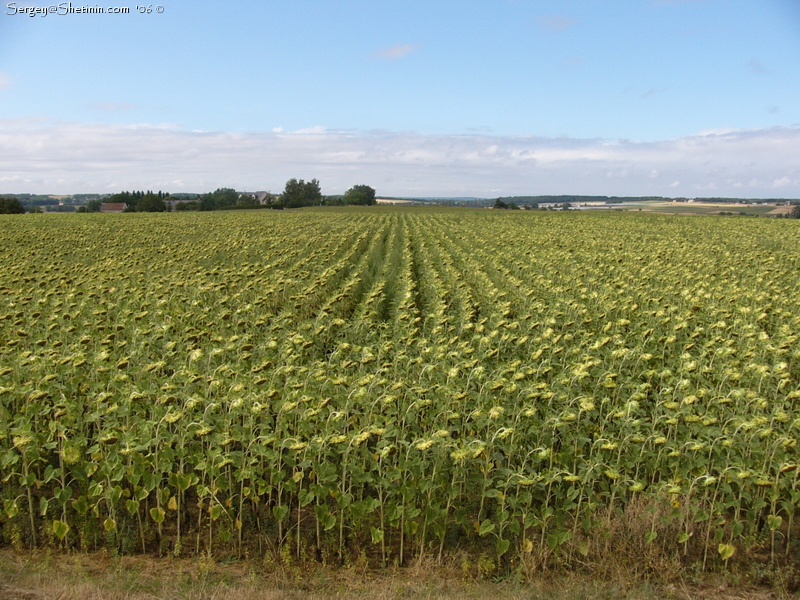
1;208;799;571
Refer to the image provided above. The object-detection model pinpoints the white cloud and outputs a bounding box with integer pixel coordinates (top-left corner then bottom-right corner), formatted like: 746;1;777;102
1;118;799;198
375;44;416;60
0;72;10;91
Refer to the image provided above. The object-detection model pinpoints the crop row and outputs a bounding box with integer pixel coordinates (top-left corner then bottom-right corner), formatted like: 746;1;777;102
1;209;799;570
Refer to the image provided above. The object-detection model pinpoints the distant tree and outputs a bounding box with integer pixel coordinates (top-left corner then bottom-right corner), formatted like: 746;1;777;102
85;198;102;212
343;185;376;206
0;197;25;214
212;188;238;208
137;192;167;212
493;198;520;210
788;204;800;219
281;178;322;208
197;188;238;211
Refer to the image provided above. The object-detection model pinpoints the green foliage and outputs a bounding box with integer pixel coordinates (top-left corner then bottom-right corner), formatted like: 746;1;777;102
493;199;519;210
343;185;376;206
198;188;238;211
103;190;171;212
0;208;799;572
281;178;322;208
137;193;167;213
85;199;102;212
0;197;25;214
174;201;200;211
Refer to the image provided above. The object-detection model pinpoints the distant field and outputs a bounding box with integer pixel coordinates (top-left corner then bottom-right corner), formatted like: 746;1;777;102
375;198;419;205
1;208;799;580
632;201;781;216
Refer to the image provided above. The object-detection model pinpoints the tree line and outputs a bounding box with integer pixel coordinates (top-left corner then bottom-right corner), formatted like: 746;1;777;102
72;181;377;213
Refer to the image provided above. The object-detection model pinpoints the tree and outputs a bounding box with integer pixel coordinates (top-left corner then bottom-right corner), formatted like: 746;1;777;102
174;201;200;211
788;204;800;219
342;185;376;206
211;188;238;209
197;188;237;211
85;199;102;212
137;192;167;212
0;197;25;214
281;178;322;208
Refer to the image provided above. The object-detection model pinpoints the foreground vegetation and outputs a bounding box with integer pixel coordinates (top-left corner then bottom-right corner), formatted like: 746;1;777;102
1;208;799;586
0;548;788;600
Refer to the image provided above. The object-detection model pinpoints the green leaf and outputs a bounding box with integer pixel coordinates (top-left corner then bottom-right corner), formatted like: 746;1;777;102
273;504;289;522
645;529;658;544
109;486;123;504
478;519;496;537
175;473;193;492
149;506;166;524
370;526;384;544
693;507;710;522
73;495;89;515
4;499;19;519
678;531;692;544
718;543;735;561
54;486;73;504
767;514;782;531
496;537;510;557
547;530;572;552
209;504;223;521
298;489;315;507
52;519;70;540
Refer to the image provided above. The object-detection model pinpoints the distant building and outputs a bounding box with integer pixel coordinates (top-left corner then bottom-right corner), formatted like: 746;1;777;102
100;202;127;213
241;191;273;205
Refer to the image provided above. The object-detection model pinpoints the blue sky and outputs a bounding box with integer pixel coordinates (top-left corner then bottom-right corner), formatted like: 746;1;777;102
1;0;799;197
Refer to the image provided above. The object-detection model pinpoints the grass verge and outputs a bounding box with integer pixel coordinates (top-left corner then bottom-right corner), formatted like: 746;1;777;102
0;548;793;600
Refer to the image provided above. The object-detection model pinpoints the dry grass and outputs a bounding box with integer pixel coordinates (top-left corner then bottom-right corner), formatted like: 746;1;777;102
0;548;790;600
